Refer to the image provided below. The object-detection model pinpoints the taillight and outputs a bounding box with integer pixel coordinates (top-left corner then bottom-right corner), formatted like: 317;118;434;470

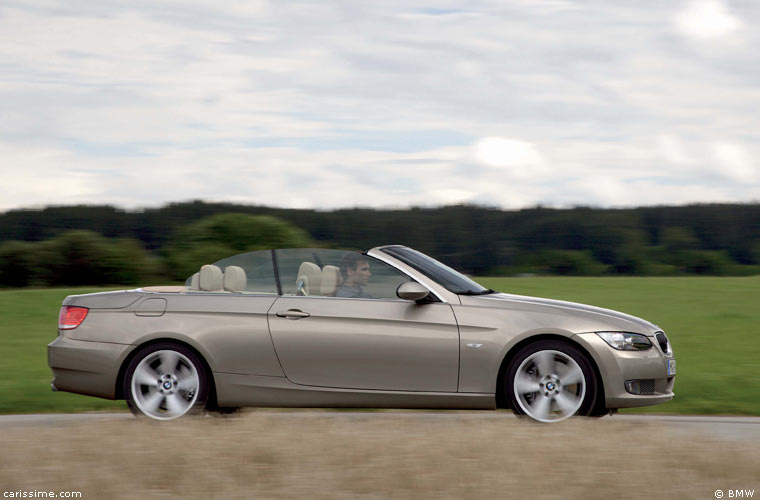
58;306;89;330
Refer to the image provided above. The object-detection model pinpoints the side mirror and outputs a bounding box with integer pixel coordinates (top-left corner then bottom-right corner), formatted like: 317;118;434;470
396;281;430;302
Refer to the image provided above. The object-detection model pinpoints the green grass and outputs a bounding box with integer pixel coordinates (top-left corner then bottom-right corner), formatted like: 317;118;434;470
0;287;125;414
477;276;760;416
1;278;759;415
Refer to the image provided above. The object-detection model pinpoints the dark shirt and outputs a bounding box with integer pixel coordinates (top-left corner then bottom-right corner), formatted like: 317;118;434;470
335;284;373;298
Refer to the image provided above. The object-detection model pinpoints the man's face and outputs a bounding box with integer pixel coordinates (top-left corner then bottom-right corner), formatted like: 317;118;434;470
347;260;371;286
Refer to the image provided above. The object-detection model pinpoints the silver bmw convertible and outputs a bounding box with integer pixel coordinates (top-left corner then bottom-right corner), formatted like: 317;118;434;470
48;245;675;422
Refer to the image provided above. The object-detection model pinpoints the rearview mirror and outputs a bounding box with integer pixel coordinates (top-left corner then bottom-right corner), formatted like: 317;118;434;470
396;281;430;302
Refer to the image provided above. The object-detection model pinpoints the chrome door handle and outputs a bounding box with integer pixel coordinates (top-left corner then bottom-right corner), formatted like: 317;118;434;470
276;309;310;319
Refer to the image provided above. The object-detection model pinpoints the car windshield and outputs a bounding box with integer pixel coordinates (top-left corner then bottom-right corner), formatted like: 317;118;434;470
379;246;492;295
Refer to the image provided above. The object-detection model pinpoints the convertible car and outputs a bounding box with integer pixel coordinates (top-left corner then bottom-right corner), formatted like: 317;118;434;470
48;245;675;422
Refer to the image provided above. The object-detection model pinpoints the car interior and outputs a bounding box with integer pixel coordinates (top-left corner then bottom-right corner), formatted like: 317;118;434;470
295;262;342;296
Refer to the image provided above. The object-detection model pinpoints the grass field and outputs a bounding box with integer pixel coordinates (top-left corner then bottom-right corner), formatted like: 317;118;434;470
1;276;758;415
0;287;125;414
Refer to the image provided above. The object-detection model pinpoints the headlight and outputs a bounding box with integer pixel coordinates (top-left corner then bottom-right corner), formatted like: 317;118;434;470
596;332;653;351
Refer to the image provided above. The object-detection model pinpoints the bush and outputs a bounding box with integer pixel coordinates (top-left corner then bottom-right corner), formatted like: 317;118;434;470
517;250;608;276
101;238;161;285
1;231;157;287
650;245;740;275
34;231;112;286
0;241;37;287
671;250;737;275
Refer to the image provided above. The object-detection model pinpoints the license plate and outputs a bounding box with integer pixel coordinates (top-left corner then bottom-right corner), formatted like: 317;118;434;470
667;359;676;376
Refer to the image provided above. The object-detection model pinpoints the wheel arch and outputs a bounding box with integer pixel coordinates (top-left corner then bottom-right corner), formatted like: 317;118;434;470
494;333;606;413
115;338;220;409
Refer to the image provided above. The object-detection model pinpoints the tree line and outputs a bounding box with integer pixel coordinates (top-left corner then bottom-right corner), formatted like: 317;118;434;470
1;201;759;286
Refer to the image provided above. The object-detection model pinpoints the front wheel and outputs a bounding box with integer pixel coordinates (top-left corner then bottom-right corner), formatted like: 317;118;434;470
124;343;209;420
506;340;598;423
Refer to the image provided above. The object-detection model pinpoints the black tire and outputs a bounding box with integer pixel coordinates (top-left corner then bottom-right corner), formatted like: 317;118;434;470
505;340;598;422
124;342;209;420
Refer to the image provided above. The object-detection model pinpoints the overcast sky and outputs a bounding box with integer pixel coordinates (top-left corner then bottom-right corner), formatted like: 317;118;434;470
1;0;759;211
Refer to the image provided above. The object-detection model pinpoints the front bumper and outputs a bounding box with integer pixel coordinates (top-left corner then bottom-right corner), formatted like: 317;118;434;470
573;332;675;409
48;334;134;399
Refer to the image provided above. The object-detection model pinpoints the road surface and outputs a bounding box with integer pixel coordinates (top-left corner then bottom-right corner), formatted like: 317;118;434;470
1;411;759;442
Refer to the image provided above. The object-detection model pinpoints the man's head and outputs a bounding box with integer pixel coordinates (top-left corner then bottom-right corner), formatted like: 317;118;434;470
339;252;371;287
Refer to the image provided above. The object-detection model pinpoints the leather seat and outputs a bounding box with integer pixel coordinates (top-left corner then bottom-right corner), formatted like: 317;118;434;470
199;265;224;292
296;262;321;296
320;265;342;296
223;266;247;292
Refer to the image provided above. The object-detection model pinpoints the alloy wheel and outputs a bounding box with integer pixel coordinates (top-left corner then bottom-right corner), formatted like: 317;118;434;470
130;349;200;420
512;349;586;422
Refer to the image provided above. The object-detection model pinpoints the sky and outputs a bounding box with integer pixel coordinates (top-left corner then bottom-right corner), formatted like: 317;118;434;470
1;0;759;211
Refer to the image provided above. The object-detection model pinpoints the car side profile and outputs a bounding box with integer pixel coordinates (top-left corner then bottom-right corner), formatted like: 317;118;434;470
48;245;675;422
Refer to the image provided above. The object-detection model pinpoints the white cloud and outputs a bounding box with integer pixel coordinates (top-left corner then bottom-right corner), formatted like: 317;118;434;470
658;135;693;166
472;137;544;175
711;142;756;182
0;1;759;212
429;189;477;205
675;0;741;40
0;144;100;207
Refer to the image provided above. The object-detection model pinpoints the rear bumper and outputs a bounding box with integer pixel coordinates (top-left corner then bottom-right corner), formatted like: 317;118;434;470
48;334;133;400
573;333;675;409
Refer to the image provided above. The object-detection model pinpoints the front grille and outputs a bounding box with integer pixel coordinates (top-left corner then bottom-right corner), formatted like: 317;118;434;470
639;379;655;394
624;379;656;395
656;332;670;354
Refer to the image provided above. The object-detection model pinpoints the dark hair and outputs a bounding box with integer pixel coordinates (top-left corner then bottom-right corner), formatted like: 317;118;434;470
339;252;368;280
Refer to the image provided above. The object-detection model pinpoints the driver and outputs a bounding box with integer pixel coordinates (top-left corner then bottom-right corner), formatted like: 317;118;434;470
336;252;373;298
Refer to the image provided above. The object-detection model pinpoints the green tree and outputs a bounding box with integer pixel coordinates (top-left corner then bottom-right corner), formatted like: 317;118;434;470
0;241;37;287
32;231;155;286
35;231;111;286
660;226;700;252
672;250;736;275
102;238;162;285
518;250;607;276
163;213;312;280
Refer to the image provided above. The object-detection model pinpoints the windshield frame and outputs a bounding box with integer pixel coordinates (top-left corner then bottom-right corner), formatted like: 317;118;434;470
377;246;490;295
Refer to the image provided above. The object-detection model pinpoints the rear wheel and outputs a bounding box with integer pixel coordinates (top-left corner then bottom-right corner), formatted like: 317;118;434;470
124;343;208;420
506;340;597;423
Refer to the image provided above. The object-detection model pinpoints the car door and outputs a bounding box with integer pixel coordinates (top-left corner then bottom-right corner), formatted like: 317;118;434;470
267;249;460;392
181;249;285;377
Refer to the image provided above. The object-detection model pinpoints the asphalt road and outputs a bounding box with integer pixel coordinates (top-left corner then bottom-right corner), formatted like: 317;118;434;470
2;411;759;442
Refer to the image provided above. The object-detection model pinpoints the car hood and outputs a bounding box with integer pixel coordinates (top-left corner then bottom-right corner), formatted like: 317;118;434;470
460;292;660;335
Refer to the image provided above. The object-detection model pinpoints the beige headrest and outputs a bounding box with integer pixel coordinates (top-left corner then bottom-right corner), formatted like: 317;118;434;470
320;265;342;296
189;272;200;290
224;266;247;292
199;265;223;291
297;262;321;295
